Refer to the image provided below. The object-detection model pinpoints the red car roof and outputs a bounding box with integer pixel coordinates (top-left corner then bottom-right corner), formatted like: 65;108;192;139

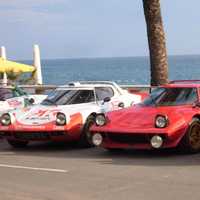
161;80;200;88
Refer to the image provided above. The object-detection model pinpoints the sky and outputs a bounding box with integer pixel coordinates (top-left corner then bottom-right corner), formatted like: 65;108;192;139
0;0;200;60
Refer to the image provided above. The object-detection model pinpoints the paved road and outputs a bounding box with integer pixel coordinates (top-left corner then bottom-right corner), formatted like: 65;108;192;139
0;139;200;200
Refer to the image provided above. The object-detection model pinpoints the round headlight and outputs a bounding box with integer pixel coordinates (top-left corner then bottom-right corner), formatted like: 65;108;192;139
95;114;106;126
150;135;163;148
92;133;103;146
1;113;11;126
155;115;168;128
56;113;66;126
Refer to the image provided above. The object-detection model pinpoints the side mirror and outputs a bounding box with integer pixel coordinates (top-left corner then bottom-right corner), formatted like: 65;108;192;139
118;102;125;108
103;97;111;103
29;98;35;104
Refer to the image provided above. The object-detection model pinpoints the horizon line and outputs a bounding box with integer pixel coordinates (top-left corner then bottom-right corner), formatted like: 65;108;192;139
17;54;200;62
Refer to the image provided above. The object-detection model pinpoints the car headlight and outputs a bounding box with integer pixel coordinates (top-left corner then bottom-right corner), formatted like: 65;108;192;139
150;135;163;148
155;115;168;128
92;133;103;146
56;112;66;126
1;113;11;126
95;114;107;126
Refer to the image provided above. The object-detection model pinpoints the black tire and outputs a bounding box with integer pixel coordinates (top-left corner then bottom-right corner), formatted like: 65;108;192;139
7;139;29;148
79;115;95;148
179;118;200;153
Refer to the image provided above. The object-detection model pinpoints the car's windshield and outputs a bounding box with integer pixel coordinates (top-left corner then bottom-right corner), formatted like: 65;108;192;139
41;89;95;105
141;87;198;107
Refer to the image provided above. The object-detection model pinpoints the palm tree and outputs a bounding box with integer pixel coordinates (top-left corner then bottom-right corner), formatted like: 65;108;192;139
142;0;168;86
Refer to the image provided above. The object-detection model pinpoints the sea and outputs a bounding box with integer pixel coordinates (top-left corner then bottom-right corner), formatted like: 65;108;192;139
23;55;200;85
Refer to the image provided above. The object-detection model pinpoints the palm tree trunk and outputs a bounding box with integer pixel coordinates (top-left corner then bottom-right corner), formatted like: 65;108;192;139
142;0;168;86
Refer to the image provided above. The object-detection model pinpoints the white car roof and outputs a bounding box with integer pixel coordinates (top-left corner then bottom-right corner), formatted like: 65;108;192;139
60;81;124;94
64;81;116;87
56;86;95;91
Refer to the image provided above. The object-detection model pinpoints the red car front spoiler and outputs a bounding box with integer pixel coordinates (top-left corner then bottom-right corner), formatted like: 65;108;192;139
91;125;188;149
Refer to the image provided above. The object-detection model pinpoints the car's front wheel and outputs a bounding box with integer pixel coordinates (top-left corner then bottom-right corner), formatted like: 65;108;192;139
180;118;200;153
79;115;95;148
7;139;29;148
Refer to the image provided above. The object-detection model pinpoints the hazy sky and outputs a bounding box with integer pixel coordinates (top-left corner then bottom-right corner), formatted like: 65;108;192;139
0;0;200;60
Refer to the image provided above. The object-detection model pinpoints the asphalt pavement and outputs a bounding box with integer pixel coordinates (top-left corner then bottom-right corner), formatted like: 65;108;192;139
0;139;200;200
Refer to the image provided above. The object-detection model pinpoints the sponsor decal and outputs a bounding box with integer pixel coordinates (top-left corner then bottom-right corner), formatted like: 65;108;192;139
26;115;51;121
22;107;31;112
7;99;22;107
14;125;47;130
25;109;60;122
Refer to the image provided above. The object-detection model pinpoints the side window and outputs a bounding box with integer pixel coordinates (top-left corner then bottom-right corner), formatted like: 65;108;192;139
182;88;198;104
71;90;95;104
95;87;114;101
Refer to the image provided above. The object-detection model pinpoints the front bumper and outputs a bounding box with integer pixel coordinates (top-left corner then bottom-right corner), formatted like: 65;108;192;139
91;126;188;149
1;131;67;141
0;123;82;141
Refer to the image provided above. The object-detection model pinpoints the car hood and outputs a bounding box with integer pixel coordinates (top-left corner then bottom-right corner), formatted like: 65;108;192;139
11;103;98;125
10;105;60;125
104;105;188;130
29;94;47;104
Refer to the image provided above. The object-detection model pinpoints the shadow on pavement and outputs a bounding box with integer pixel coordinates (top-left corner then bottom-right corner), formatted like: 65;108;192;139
0;139;200;167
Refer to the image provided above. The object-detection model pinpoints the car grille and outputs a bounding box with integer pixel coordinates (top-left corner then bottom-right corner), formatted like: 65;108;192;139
9;131;66;140
107;133;155;144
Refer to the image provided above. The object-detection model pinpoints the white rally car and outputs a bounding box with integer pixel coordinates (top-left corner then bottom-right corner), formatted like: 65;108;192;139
0;86;47;114
0;81;143;148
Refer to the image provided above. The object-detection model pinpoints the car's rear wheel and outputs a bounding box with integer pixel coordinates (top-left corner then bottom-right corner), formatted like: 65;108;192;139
7;139;29;148
180;118;200;153
79;115;95;148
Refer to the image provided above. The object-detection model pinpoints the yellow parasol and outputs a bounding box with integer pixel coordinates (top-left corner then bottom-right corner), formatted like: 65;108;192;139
0;57;35;73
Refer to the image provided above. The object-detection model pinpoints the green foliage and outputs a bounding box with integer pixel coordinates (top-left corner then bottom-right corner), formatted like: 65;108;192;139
3;72;36;85
7;72;20;81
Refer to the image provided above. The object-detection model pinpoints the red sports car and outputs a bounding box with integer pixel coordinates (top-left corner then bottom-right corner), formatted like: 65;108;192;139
90;80;200;153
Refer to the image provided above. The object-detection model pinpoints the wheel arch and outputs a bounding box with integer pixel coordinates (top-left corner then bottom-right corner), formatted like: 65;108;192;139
87;112;97;119
79;112;97;147
178;115;200;153
82;112;97;129
191;115;200;124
